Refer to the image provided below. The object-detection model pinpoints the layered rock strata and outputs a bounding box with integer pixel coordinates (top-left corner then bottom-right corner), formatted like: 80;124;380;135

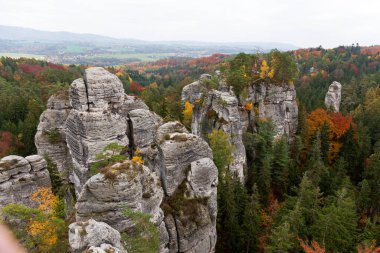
247;83;298;139
181;75;299;179
35;67;218;253
182;77;247;179
0;155;51;208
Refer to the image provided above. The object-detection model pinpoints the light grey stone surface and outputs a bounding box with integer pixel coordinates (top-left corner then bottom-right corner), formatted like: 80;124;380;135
75;162;164;232
69;219;126;253
182;77;246;179
156;123;213;196
248;83;298;140
34;67;218;253
325;81;342;112
0;155;51;208
35;90;73;179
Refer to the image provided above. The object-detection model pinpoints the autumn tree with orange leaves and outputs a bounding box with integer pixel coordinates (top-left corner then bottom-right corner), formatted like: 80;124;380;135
300;240;326;253
357;240;380;253
305;108;354;163
1;187;67;253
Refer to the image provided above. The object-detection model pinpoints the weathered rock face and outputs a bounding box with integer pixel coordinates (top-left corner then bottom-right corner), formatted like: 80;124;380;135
65;68;129;194
35;67;218;253
75;161;164;233
182;78;246;179
156;122;213;196
248;83;298;139
157;122;218;253
182;75;299;178
325;81;342;112
68;219;126;253
0;155;51;208
35;90;73;179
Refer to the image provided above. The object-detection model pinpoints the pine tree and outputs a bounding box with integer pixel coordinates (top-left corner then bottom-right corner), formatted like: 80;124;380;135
272;137;290;197
258;153;272;205
329;157;348;194
362;149;380;219
305;134;329;191
221;172;240;251
266;221;295;253
295;175;321;237
320;122;330;164
357;179;371;214
241;184;261;253
289;135;303;189
339;125;361;182
22;99;43;155
311;187;358;252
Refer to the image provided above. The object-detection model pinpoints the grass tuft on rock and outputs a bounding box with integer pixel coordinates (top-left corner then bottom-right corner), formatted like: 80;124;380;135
121;208;159;253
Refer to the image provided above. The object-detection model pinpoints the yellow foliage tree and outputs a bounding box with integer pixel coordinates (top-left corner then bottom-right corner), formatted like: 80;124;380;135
26;187;64;252
28;220;58;251
268;69;275;79
31;187;58;213
182;101;193;130
260;60;270;79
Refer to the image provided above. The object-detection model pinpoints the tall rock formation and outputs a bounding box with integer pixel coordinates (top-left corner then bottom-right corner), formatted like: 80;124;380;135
35;67;218;253
0;155;51;208
247;83;298;139
325;81;342;112
66;68;129;194
181;74;299;179
35;90;73;181
182;76;247;179
157;122;218;253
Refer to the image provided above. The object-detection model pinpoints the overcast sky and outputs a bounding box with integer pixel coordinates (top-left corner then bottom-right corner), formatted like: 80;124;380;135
0;0;379;48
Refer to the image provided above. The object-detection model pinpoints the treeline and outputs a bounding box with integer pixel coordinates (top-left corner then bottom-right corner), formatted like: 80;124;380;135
294;45;380;112
0;57;82;156
206;50;380;252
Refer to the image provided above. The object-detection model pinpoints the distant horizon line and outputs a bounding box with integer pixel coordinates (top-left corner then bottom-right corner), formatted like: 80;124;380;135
2;24;379;50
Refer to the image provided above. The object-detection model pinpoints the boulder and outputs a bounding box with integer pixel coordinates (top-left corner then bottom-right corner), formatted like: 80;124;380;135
325;81;342;112
68;219;126;253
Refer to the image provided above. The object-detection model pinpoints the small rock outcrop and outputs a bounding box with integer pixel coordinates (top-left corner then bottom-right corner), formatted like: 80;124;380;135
68;219;126;253
325;81;342;112
0;155;51;208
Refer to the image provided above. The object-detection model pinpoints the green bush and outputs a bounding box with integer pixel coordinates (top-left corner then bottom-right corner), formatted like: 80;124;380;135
121;208;159;253
45;128;61;144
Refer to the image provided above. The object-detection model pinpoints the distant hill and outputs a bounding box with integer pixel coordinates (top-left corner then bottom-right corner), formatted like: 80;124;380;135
0;25;129;43
0;25;298;50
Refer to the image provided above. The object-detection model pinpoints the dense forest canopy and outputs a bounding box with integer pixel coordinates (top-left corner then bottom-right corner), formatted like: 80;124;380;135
1;45;380;252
